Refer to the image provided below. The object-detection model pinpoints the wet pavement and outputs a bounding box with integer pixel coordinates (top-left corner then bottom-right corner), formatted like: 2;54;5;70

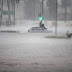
0;33;72;72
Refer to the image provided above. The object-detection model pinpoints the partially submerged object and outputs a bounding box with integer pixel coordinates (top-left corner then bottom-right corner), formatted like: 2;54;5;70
28;21;52;33
28;27;52;33
66;31;72;38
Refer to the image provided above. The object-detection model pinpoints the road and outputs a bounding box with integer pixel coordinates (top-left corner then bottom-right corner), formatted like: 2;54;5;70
0;33;72;72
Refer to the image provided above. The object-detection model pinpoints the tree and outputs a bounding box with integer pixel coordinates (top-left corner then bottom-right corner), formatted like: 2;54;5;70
46;0;57;20
7;0;11;26
70;0;72;20
61;0;71;22
0;0;3;26
24;0;36;20
11;0;15;26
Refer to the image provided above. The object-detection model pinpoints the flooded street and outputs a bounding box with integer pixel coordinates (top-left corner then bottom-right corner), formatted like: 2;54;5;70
0;33;72;72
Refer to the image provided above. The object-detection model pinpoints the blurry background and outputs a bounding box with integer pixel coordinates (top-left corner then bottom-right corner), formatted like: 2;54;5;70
0;0;72;30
